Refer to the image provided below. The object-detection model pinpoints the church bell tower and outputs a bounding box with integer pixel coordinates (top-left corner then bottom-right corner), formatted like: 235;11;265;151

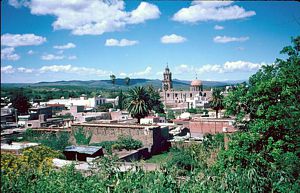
162;65;172;91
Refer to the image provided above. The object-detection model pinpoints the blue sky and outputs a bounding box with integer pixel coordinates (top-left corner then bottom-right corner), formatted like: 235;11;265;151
1;0;300;83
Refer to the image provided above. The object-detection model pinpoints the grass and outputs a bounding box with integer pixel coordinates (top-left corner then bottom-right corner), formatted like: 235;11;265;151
144;151;171;164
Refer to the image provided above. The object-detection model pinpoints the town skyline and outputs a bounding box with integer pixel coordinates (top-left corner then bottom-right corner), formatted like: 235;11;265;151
1;1;300;83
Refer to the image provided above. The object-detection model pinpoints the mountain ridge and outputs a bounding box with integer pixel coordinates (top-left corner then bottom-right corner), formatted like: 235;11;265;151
2;78;246;89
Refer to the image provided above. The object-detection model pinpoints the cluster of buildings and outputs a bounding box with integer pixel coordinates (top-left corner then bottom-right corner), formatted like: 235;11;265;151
1;95;120;130
1;65;235;146
1;66;238;172
159;66;212;110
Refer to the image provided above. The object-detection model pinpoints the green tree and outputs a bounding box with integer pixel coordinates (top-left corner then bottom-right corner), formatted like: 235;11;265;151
110;74;116;85
146;85;164;113
126;86;151;123
96;103;113;112
74;127;92;145
117;90;126;110
167;110;175;120
216;36;300;192
210;88;224;118
124;77;130;86
11;89;31;114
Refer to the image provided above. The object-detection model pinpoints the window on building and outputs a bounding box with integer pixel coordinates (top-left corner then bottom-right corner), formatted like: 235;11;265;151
167;93;170;97
175;93;178;97
190;93;193;97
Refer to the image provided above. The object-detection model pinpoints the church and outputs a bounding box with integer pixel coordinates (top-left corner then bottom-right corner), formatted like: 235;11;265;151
159;66;211;109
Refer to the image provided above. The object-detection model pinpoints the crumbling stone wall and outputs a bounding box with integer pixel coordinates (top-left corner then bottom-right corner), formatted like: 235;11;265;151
71;123;169;153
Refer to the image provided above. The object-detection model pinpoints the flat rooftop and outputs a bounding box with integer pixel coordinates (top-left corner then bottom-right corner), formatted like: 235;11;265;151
1;142;40;150
64;145;102;155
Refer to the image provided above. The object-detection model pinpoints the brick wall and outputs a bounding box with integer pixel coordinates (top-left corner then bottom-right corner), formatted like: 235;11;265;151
71;123;169;154
189;119;237;137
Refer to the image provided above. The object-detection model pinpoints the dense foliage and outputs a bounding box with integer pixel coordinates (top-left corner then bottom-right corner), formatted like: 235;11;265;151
21;129;70;151
220;36;300;192
126;86;152;123
74;127;92;145
91;135;143;152
10;89;31;114
210;88;224;118
1;145;62;180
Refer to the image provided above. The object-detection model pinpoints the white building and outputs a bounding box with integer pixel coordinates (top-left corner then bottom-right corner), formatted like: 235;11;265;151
41;95;118;109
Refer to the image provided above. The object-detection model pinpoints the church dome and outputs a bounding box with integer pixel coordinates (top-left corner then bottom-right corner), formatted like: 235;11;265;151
191;79;202;86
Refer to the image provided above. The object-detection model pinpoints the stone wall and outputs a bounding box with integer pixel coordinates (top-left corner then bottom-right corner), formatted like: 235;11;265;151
189;119;237;137
71;123;169;154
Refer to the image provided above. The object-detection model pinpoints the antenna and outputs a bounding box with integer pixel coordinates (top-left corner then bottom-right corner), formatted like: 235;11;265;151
195;73;198;79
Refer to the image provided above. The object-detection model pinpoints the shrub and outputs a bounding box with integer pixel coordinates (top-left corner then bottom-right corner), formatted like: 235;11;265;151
74;127;92;145
90;141;115;152
19;129;70;151
117;135;143;150
187;108;197;114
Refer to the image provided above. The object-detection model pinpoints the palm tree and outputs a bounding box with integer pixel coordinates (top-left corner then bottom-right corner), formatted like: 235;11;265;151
126;86;151;123
117;90;126;110
210;88;224;118
110;74;116;85
147;85;164;113
124;77;130;86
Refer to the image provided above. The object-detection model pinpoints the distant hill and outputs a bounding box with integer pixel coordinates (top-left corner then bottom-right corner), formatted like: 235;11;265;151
2;78;245;89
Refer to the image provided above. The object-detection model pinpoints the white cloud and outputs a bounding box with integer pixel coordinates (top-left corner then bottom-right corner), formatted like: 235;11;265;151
156;71;163;76
39;64;71;72
119;72;127;76
213;36;249;43
11;1;160;36
173;61;265;75
1;65;34;74
39;64;111;77
105;38;138;47
161;34;187;44
53;42;76;49
214;25;224;30
125;2;160;24
129;66;152;77
27;50;35;55
1;47;20;61
41;54;64;60
1;65;15;74
1;33;46;47
8;0;29;8
197;61;264;74
174;64;193;74
173;1;255;23
17;67;33;73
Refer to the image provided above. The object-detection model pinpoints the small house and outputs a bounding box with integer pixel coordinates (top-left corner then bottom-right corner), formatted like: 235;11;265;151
63;145;103;161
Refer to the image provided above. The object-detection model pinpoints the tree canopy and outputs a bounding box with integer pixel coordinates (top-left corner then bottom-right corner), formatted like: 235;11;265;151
11;89;31;114
126;86;151;123
210;88;224;118
219;36;300;192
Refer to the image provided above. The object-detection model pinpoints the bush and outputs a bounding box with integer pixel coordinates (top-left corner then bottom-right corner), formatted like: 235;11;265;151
90;136;143;151
1;145;62;178
117;135;143;150
74;127;92;145
187;108;197;114
90;141;115;152
20;129;70;151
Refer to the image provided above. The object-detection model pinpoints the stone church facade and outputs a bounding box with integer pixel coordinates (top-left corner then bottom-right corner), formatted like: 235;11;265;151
159;66;211;109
